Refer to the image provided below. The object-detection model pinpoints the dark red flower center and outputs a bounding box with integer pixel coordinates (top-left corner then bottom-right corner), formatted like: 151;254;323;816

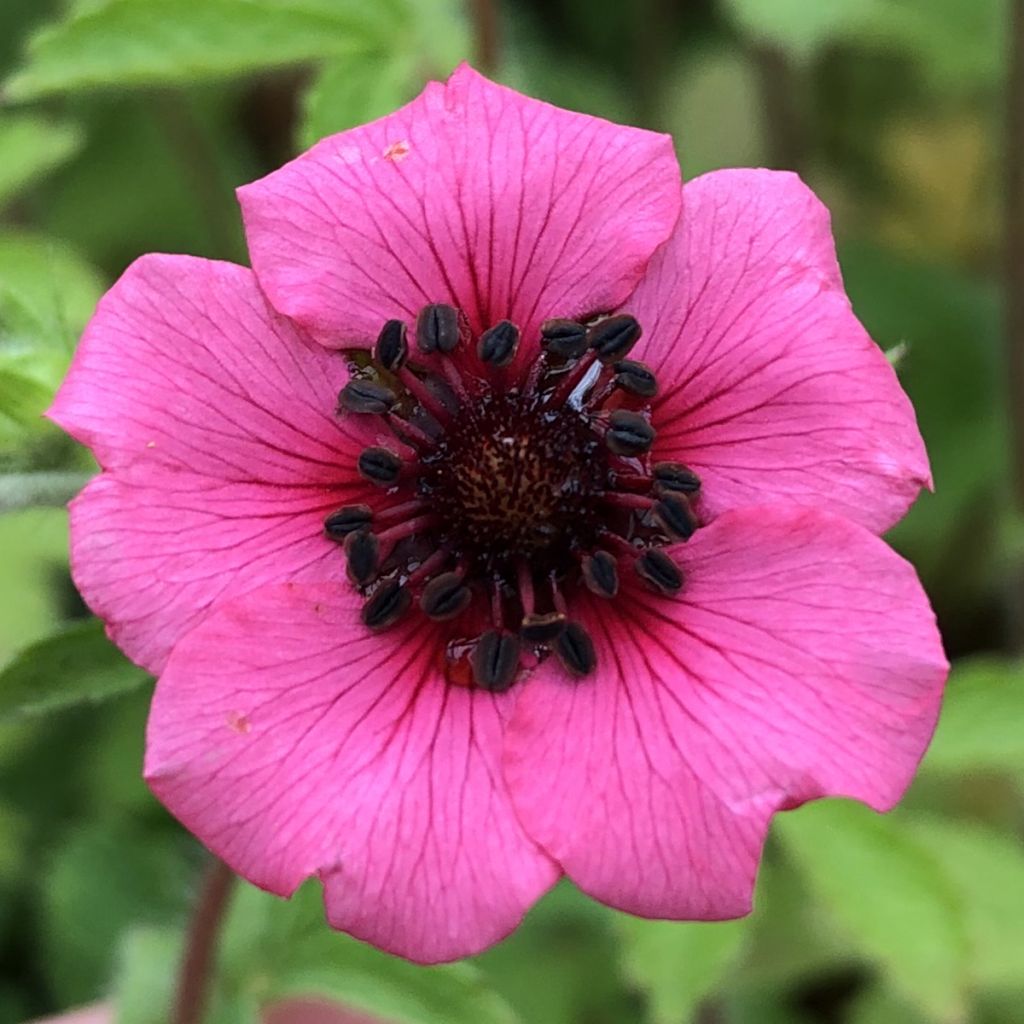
325;304;702;690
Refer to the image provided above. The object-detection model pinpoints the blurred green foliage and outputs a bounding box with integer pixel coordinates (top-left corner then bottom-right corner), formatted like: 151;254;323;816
0;0;1021;1023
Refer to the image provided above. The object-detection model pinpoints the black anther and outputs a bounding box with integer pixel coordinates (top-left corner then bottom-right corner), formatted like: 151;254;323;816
478;320;520;367
344;529;380;586
375;319;408;372
554;622;596;677
589;315;641;363
612;359;658;398
654;494;697;540
338;379;396;415
652;462;701;495
420;572;472;621
361;579;411;631
357;446;402;486
606;410;655;456
582;550;619;598
520;611;566;643
472;631;521;692
324;504;372;540
423;372;461;415
540;319;589;360
636;549;683;594
417;303;460;354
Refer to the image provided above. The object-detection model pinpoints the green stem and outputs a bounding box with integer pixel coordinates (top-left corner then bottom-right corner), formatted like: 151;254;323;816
1007;0;1024;649
0;471;93;513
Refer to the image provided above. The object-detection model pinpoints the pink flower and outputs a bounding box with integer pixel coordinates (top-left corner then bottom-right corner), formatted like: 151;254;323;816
50;66;947;963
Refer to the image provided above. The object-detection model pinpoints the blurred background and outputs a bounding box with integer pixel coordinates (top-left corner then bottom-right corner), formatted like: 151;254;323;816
0;0;1020;1022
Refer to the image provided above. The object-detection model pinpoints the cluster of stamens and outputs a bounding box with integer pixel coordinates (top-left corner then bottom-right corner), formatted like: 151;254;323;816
325;303;702;691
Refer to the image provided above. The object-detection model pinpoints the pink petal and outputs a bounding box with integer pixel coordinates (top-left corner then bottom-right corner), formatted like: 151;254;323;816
145;582;559;963
49;254;370;479
68;471;352;674
49;254;377;672
238;64;681;347
628;169;930;533
504;506;947;920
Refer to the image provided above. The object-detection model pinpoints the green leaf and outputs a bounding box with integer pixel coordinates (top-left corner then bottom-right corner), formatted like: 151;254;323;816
301;51;419;149
0;229;105;346
721;0;884;60
113;927;184;1024
39;822;196;1005
846;985;929;1024
221;881;521;1024
920;659;1024;780
0;617;150;722
615;916;748;1024
0;114;82;205
3;0;404;101
775;800;969;1019
300;0;470;148
904;815;1024;990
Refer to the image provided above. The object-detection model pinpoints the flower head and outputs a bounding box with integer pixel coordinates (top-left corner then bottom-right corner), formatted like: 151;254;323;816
50;65;948;963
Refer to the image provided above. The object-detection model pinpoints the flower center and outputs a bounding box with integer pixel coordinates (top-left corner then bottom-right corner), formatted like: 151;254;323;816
420;391;609;577
325;305;702;690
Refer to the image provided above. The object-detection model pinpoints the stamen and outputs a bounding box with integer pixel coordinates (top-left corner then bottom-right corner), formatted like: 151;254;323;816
478;320;520;367
416;304;461;354
653;494;697;540
375;319;408;372
521;612;567;643
636;549;683;594
324;504;372;540
471;630;521;691
540;319;589;360
554;622;596;677
581;550;619;598
605;410;656;456
344;530;380;585
652;462;702;495
339;379;397;415
330;304;693;687
420;571;472;621
612;359;658;398
361;579;411;630
357;446;403;486
589;315;641;363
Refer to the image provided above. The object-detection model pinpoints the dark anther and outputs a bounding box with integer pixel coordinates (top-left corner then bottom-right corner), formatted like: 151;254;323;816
606;410;655;456
472;631;521;692
375;319;408;372
612;359;658;398
540;319;589;360
358;446;402;486
324;504;372;540
636;548;683;594
652;462;701;495
339;379;397;415
344;529;380;586
419;572;472;621
554;622;596;677
589;315;642;363
417;303;460;354
654;494;697;540
478;320;520;367
361;579;411;631
582;550;619;598
520;611;567;643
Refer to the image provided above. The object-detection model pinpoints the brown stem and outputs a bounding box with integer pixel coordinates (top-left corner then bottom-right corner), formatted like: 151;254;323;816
172;859;236;1024
750;43;808;172
467;0;500;75
1007;0;1024;649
